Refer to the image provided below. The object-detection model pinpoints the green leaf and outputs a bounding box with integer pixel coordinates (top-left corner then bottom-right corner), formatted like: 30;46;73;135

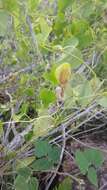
98;95;107;108
44;66;58;85
78;81;93;106
14;175;29;190
58;0;73;11
75;150;89;175
19;103;29;115
20;74;29;85
28;0;41;11
84;149;104;167
40;88;56;107
48;146;61;164
58;47;83;69
34;139;60;164
15;175;39;190
0;11;9;36
40;17;51;38
63;83;75;109
87;167;98;187
25;87;35;97
31;157;54;171
37;17;52;44
78;29;93;49
33;115;54;138
90;77;101;91
16;157;35;170
79;1;95;19
53;13;66;36
70;73;86;87
62;36;79;47
2;0;19;14
34;139;52;157
28;177;39;190
57;177;72;190
70;19;93;48
0;121;3;135
18;167;31;180
71;20;89;36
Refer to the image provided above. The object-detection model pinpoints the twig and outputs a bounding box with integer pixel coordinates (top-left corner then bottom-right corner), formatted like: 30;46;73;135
68;135;107;154
45;125;66;190
73;122;106;138
0;64;36;84
3;170;80;183
99;182;107;190
26;15;39;55
52;141;74;160
6;124;32;151
50;103;97;144
3;91;17;145
45;170;80;184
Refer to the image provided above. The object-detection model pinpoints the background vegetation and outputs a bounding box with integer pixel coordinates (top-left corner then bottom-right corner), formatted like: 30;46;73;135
0;0;107;189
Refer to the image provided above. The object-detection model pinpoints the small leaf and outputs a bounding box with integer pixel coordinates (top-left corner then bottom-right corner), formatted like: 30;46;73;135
48;146;61;164
18;167;31;180
28;177;39;190
98;95;107;108
16;157;35;170
63;83;75;109
28;0;41;11
15;175;39;190
58;48;83;69
0;11;9;36
57;177;72;190
0;121;3;135
34;139;52;158
87;167;98;187
40;89;56;107
37;17;52;44
78;81;93;106
44;66;58;85
79;1;95;19
31;157;54;171
25;87;35;97
2;0;19;15
84;149;104;168
34;139;61;164
70;73;85;87
40;17;52;39
90;77;101;91
71;20;89;36
62;37;79;47
33;115;54;138
75;150;89;175
14;175;29;190
58;0;72;11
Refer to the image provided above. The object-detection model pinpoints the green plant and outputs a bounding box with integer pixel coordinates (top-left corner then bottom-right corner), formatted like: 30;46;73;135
15;167;38;190
54;177;72;190
15;139;61;189
31;139;61;171
75;148;104;187
0;0;107;189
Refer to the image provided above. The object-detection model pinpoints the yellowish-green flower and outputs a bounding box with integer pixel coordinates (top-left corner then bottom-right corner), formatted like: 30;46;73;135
55;63;71;87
